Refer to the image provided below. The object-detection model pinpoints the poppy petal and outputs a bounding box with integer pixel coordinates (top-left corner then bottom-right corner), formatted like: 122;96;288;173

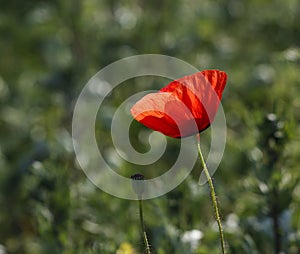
131;92;198;138
160;70;227;133
131;70;227;138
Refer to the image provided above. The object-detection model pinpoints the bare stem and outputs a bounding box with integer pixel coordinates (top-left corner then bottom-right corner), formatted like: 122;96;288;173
196;135;227;254
271;186;281;253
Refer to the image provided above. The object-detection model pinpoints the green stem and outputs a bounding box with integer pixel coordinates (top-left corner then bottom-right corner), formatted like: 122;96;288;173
139;199;151;254
196;135;227;254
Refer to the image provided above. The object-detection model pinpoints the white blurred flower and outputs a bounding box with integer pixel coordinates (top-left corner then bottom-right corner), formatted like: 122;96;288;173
255;64;275;83
284;48;300;61
181;229;203;250
0;245;6;254
225;213;240;233
115;7;137;29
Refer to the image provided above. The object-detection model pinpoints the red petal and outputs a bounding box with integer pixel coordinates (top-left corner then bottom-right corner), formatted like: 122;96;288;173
131;70;227;138
160;70;227;132
131;93;199;138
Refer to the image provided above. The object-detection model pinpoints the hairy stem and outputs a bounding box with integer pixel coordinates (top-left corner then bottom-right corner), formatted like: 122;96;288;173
139;199;151;254
196;135;226;254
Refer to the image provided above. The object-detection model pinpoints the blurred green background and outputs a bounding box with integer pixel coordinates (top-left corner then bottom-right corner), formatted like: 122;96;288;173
0;0;300;253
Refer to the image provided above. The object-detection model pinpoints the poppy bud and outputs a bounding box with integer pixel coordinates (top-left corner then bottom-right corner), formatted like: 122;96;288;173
131;174;145;198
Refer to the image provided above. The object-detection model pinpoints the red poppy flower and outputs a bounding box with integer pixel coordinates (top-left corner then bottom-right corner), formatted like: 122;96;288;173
130;70;227;138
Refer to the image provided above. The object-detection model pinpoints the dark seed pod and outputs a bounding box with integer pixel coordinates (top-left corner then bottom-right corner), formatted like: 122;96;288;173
131;174;145;198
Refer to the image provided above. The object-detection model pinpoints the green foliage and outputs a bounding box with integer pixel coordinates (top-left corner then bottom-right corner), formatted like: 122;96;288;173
0;0;300;253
